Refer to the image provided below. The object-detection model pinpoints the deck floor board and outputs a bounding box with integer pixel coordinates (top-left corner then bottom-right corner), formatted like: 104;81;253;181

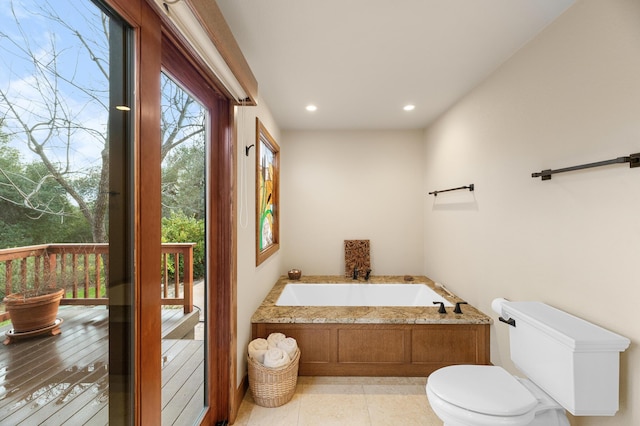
0;310;109;425
0;306;204;425
162;342;205;425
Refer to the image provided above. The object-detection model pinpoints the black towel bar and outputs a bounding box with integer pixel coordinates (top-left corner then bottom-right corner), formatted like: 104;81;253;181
532;153;640;180
428;184;474;196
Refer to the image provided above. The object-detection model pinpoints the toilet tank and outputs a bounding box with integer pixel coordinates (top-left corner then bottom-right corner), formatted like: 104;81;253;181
497;300;630;416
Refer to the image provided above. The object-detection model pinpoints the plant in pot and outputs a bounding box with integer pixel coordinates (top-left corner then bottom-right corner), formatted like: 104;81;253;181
3;268;65;342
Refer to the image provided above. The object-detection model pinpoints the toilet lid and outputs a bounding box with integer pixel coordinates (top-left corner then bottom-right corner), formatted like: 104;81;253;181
428;365;538;417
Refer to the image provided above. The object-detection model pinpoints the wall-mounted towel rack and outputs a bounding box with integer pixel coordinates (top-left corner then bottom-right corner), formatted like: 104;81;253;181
532;153;640;180
428;184;474;196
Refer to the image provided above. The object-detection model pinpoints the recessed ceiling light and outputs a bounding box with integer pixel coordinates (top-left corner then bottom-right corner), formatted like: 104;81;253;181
403;104;415;111
305;104;317;112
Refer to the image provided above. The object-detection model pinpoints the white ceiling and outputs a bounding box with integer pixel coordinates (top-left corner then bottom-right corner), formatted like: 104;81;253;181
216;0;575;130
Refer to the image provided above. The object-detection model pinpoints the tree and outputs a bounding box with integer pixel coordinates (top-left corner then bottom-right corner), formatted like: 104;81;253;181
0;1;111;242
160;73;206;220
0;0;205;246
162;143;206;220
0;127;92;248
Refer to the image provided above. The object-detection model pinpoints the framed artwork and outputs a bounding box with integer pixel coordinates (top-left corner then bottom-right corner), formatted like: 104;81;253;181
255;118;280;265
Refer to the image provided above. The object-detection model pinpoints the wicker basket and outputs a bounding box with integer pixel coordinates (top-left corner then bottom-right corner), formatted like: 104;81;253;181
248;349;300;408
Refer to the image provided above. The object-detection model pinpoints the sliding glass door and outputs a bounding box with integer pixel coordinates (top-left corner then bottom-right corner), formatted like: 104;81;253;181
0;0;134;424
159;69;208;424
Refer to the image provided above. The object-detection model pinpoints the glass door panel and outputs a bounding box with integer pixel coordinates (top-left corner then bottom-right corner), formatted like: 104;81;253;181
0;0;133;424
159;71;207;424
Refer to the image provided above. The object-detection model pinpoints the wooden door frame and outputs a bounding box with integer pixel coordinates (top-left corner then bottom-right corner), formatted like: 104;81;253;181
160;30;235;424
104;0;235;424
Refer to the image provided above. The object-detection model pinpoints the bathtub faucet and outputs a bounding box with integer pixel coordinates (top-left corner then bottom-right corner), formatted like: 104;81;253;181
352;266;372;280
364;269;372;281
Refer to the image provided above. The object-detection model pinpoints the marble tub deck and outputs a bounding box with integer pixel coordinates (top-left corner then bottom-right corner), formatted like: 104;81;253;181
252;275;492;325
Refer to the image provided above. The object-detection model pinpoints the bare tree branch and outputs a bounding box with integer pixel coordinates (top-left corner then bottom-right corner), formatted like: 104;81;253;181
0;0;205;244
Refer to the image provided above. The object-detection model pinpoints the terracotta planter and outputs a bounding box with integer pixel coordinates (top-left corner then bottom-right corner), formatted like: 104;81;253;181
3;288;64;333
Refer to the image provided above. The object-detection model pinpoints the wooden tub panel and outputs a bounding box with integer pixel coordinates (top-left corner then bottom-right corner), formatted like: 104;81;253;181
337;328;407;364
412;325;482;364
252;322;489;376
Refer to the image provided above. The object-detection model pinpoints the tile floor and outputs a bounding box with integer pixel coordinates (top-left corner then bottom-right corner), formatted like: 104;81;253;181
234;376;443;426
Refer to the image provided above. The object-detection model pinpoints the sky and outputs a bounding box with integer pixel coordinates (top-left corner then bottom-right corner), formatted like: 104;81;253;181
0;0;109;170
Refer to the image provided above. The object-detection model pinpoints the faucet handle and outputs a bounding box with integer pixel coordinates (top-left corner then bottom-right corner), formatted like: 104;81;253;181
454;301;468;314
433;301;447;314
364;269;372;280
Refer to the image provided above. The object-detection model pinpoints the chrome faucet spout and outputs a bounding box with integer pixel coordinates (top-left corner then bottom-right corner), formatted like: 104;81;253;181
352;266;359;280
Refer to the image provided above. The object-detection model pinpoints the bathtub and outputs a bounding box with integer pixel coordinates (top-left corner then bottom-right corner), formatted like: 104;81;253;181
252;276;492;377
276;283;454;307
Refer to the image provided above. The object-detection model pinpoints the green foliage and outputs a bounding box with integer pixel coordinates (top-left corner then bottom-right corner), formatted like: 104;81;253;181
161;212;205;279
161;143;206;220
0;137;93;248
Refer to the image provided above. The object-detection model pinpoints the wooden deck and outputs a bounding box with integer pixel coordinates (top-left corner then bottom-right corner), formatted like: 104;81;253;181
0;306;204;425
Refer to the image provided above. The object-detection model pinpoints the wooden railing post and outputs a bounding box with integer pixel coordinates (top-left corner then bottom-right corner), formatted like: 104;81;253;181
94;253;101;300
46;250;56;289
20;258;27;293
182;245;194;314
5;260;13;297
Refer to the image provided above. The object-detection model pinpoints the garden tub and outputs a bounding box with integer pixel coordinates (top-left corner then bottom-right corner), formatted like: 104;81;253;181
276;283;454;307
252;276;492;376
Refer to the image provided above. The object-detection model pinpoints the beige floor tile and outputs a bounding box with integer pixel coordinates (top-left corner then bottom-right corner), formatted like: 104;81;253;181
366;393;441;426
298;393;370;426
246;393;301;426
233;397;253;425
302;381;365;395
235;376;442;426
298;375;365;386
363;380;440;426
361;376;427;386
363;383;427;396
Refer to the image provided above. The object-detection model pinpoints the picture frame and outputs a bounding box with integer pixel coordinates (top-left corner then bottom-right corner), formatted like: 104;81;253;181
255;118;280;265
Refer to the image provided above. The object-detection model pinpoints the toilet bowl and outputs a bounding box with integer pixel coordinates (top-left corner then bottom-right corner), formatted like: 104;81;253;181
426;365;569;426
425;299;630;426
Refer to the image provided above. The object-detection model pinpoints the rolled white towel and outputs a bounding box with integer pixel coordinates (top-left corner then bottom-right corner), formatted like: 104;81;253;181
263;347;291;368
266;332;286;349
276;337;298;358
248;338;269;364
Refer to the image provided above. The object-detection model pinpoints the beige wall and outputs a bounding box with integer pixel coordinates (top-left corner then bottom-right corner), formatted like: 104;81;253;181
422;1;639;425
280;130;425;276
234;0;639;422
235;96;284;385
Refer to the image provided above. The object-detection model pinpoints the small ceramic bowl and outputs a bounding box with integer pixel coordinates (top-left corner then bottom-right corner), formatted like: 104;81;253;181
288;269;302;280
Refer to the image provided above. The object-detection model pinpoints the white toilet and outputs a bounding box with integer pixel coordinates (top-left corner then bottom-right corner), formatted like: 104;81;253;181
426;298;630;426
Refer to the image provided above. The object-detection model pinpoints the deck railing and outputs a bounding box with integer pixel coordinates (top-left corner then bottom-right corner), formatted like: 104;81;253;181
0;243;196;322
